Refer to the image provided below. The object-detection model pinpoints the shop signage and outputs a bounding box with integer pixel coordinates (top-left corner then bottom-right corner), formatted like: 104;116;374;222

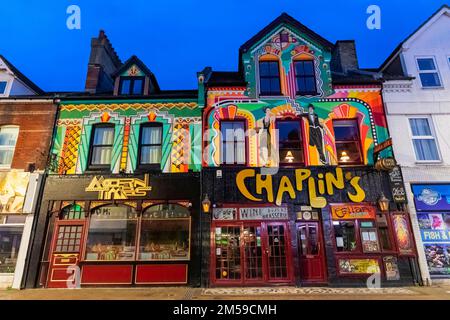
373;138;393;154
85;174;152;200
412;184;450;211
375;157;397;171
236;168;365;208
420;229;450;242
213;208;237;220
0;171;30;214
383;256;400;281
338;258;380;274
239;207;288;220
389;166;407;203
330;204;376;220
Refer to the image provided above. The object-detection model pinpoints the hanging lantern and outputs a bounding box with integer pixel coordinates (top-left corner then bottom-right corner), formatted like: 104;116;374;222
202;194;211;214
378;193;390;212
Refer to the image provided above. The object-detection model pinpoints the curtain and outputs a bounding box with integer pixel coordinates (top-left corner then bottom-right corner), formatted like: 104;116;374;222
140;126;162;164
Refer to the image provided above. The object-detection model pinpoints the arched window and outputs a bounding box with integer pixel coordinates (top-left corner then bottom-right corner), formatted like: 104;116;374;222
85;204;138;261
138;122;162;168
139;204;191;261
293;55;317;96
88;123;115;169
0;125;19;168
60;204;84;220
259;55;281;96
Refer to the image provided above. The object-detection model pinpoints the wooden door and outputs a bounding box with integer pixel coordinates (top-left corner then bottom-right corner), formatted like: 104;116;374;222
47;221;85;288
297;222;327;283
264;222;291;282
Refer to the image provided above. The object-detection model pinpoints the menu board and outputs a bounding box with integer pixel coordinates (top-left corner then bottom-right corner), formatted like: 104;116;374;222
417;212;450;276
213;208;237;220
383;256;400;281
338;258;381;274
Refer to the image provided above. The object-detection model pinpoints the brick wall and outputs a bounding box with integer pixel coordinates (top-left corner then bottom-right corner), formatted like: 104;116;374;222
0;100;57;171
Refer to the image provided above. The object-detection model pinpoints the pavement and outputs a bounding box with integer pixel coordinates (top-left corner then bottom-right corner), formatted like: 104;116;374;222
1;285;450;300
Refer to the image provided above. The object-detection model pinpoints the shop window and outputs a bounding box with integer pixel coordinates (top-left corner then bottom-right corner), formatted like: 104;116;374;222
333;119;363;165
360;221;380;253
376;214;393;251
89;124;115;169
85;205;138;261
139;204;190;261
409;117;440;161
138;123;162;167
259;60;281;96
60;204;84;220
0;216;24;273
294;60;317;95
0;126;19;168
333;221;357;252
119;76;144;95
416;57;442;88
277;119;304;165
221;121;246;165
215;226;241;280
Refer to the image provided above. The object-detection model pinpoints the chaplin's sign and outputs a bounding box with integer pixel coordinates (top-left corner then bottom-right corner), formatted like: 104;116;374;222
85;175;152;200
236;168;366;208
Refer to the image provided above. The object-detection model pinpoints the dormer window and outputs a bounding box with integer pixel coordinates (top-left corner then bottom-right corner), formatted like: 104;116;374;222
119;76;145;95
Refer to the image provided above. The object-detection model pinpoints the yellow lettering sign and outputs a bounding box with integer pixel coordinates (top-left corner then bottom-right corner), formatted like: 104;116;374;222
86;175;152;200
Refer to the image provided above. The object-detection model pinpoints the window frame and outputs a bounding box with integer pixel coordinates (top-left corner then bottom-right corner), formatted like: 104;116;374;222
220;119;248;166
275;118;305;166
332;119;364;166
88;123;115;171
0;80;8;96
294;59;318;96
0;125;19;169
137;122;163;171
118;76;145;95
407;116;441;163
415;56;443;89
258;60;282;96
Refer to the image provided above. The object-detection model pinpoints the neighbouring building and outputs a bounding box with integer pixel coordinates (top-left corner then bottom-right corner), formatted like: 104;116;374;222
24;31;203;288
380;5;450;285
0;55;57;288
199;13;421;287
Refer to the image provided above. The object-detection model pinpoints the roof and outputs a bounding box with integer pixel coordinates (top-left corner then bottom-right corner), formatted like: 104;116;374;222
331;71;382;85
206;71;247;87
239;12;334;53
379;4;450;71
54;89;198;101
0;54;44;95
111;55;161;92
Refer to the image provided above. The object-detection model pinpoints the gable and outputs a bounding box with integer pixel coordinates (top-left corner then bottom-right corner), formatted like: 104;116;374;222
120;64;146;77
404;10;450;50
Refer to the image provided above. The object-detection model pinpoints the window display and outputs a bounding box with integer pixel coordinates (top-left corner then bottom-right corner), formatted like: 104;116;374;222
0;226;23;273
333;221;357;252
85;205;137;261
139;204;190;261
360;226;380;253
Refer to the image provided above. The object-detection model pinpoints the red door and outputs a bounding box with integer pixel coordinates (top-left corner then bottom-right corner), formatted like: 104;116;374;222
47;221;86;288
297;222;327;283
242;224;264;283
265;222;292;282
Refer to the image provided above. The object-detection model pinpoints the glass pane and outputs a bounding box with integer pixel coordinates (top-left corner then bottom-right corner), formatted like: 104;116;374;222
0;127;19;146
243;226;262;280
334;221;357;252
260;61;279;77
298;225;307;255
142;204;190;219
336;142;362;164
413;139;440;161
361;228;380;253
303;77;316;93
0;226;23;273
267;225;287;279
93;126;114;145
417;58;436;71
309;225;319;255
278;121;300;143
85;205;137;261
132;79;143;94
0;150;14;166
235;142;246;164
141;126;162;144
139;219;190;260
91;146;112;165
409;118;432;136
0;81;6;94
419;73;441;87
140;146;161;164
215;226;241;280
333;120;359;141
269;61;280;76
120;79;131;94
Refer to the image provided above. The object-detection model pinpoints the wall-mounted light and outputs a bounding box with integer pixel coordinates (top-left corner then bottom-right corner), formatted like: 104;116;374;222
202;194;211;214
378;193;390;212
340;151;350;162
285;151;295;163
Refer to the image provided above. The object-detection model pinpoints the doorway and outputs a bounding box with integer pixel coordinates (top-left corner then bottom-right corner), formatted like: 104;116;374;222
297;221;327;283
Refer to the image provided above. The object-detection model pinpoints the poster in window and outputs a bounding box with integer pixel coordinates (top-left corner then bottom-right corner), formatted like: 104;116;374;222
392;214;414;255
338;259;380;274
0;171;30;214
424;244;450;276
383;256;400;281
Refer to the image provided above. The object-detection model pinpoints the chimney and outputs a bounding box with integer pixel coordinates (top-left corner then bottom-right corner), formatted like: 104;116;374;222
331;40;359;74
85;30;122;93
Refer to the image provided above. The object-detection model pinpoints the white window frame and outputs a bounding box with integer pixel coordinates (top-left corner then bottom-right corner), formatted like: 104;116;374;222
0;125;19;169
415;56;443;89
0;80;9;97
407;116;441;163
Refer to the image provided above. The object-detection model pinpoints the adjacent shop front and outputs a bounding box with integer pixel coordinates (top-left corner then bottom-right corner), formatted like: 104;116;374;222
202;166;419;287
30;173;200;288
412;184;450;279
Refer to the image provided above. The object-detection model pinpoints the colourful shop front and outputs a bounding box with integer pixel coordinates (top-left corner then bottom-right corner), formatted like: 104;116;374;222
202;167;420;287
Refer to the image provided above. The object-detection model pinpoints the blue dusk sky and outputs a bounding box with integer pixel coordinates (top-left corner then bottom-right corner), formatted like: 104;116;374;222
0;0;447;92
